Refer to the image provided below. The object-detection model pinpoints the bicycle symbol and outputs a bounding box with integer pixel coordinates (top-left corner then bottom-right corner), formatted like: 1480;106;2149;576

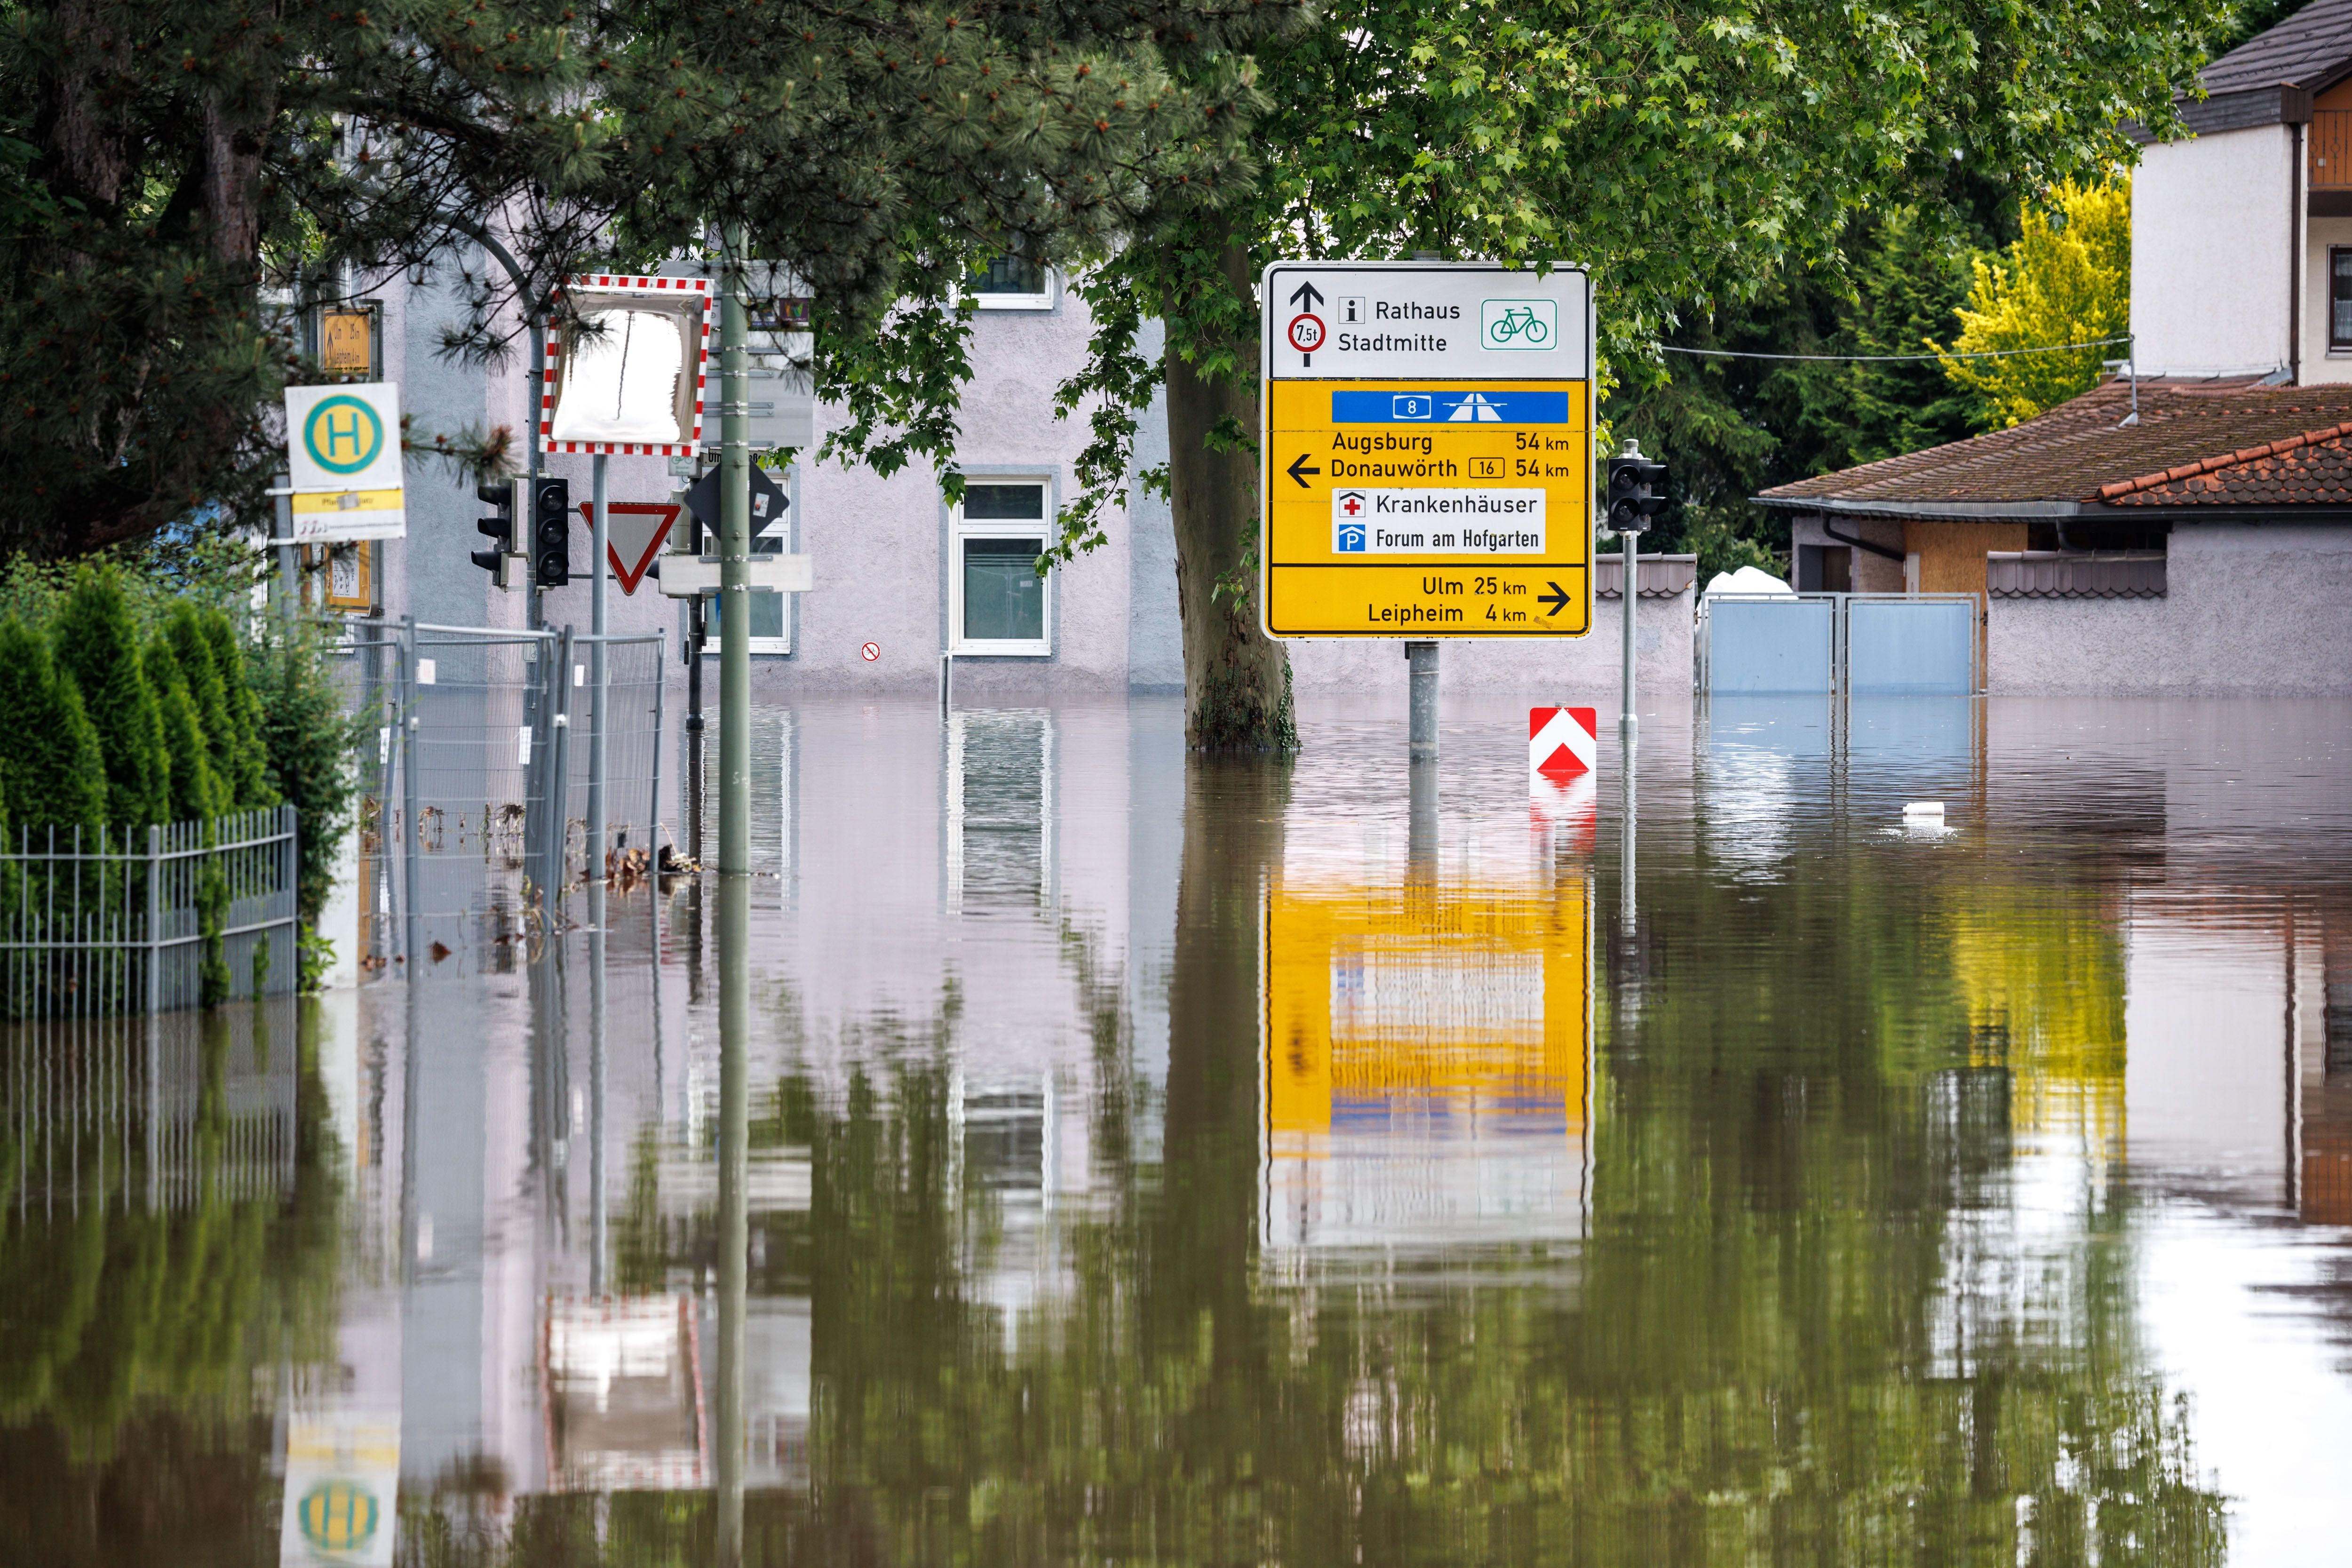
1488;306;1549;345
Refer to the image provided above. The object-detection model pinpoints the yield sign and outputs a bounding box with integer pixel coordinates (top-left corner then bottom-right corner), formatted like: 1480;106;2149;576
576;501;681;595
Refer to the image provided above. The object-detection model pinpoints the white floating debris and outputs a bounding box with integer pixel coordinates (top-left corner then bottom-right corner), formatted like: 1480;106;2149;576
1902;801;1945;818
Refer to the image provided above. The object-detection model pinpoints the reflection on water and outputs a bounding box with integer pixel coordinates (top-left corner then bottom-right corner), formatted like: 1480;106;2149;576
13;696;2352;1563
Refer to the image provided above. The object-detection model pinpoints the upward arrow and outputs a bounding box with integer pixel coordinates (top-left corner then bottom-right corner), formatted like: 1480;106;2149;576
1288;279;1325;310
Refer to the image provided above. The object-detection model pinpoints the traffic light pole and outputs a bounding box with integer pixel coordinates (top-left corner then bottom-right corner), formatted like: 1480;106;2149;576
1620;519;1637;743
718;234;751;876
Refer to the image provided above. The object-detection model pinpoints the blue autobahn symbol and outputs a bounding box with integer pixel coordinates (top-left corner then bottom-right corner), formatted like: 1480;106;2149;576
1331;390;1569;423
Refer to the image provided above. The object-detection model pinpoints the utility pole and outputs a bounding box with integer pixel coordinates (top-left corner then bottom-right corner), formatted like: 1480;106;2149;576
589;454;609;881
718;233;751;875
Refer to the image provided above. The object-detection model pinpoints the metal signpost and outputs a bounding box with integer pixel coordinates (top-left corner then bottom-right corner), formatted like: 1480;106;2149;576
1259;260;1594;757
539;273;712;883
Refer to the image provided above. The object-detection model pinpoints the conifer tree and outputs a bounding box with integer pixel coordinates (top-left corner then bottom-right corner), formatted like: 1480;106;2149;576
198;609;276;812
145;637;224;826
0;0;1282;559
0;617;107;837
166;606;264;813
48;568;167;829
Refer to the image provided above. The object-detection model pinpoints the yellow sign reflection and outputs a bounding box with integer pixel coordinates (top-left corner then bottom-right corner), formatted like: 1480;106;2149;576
1261;876;1593;1253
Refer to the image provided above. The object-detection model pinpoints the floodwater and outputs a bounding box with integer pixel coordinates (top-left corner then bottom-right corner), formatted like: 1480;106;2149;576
7;692;2352;1567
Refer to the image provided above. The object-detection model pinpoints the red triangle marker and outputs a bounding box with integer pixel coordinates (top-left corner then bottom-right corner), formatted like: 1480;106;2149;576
577;501;683;595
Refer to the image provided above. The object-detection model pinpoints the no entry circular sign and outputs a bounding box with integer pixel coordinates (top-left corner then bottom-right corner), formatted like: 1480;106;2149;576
860;642;881;662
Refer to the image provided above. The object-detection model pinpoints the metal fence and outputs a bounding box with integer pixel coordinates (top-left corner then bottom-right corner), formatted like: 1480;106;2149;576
1699;593;1980;695
334;618;666;963
0;805;301;1019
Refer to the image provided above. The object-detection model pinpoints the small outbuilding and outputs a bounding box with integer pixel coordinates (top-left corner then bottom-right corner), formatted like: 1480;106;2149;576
1756;375;2352;694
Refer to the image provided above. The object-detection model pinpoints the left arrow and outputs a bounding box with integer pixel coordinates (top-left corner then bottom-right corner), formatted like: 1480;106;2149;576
1287;279;1326;310
1286;453;1321;488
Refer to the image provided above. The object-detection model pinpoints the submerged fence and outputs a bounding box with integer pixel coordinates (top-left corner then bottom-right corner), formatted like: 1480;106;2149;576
0;805;300;1020
335;618;667;963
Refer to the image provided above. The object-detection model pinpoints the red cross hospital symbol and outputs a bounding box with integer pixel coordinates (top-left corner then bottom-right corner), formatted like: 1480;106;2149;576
1339;493;1364;517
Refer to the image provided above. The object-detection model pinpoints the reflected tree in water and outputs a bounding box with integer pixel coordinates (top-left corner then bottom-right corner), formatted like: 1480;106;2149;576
0;1003;345;1563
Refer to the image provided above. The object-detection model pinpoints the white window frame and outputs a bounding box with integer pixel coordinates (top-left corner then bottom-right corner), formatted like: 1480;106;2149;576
704;462;796;655
950;479;1055;657
967;257;1057;312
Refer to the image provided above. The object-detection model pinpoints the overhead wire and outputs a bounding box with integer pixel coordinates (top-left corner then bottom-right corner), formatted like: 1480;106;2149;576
1655;336;2130;365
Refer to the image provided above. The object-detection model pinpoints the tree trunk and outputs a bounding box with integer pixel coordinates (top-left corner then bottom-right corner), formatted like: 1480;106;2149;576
1167;229;1294;750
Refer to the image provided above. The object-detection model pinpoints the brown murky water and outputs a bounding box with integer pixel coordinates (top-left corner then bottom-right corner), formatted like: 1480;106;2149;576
7;694;2352;1566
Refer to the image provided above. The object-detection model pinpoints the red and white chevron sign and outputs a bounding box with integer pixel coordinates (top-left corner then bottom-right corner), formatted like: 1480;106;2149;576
1529;706;1598;779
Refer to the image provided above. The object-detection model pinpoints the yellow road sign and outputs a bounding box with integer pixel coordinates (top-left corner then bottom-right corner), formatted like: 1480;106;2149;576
1260;262;1593;639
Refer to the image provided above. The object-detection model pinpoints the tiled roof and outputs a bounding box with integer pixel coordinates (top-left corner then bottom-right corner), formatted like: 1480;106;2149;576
2203;0;2352;96
1755;377;2352;512
2100;424;2352;505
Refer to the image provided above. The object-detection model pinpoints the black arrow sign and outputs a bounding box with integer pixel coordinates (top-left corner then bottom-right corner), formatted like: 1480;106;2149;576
1537;581;1570;617
1286;453;1320;488
1287;279;1325;310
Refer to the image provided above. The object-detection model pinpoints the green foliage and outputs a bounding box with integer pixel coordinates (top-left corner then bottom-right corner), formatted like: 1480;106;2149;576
168;606;273;812
1939;179;2132;428
47;567;167;832
143;635;225;827
0;0;1287;561
1027;0;2213;565
1607;205;1999;575
0;617;107;843
249;624;364;934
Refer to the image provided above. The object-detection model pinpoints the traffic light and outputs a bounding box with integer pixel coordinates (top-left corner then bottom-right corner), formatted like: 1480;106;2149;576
471;478;516;586
532;476;571;589
1605;452;1667;534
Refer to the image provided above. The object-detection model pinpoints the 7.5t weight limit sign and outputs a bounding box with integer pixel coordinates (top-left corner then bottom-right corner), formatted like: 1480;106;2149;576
1261;261;1592;638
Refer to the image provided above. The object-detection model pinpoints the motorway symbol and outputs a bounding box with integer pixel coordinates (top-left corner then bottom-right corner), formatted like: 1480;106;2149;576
1537;581;1570;617
1286;453;1321;487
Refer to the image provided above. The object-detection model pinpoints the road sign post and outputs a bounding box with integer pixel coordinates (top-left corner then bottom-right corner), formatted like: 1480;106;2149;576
1260;261;1593;757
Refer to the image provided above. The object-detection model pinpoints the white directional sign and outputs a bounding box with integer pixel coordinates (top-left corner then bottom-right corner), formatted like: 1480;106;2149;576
284;382;405;542
1265;263;1591;381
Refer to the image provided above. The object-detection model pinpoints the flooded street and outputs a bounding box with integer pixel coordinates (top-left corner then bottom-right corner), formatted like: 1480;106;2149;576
8;694;2352;1566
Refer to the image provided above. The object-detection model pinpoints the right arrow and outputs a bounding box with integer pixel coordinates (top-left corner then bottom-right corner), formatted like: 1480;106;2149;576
1287;279;1326;310
1285;453;1320;488
1537;581;1570;616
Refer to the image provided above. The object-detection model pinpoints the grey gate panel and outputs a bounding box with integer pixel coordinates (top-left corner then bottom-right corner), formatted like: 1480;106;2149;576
1847;598;1974;695
1705;597;1835;693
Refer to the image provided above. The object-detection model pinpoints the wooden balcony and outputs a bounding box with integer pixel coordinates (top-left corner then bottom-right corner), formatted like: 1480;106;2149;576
2313;111;2352;188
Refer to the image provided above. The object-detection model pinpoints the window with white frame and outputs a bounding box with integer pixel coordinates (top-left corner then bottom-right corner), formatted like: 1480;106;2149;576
2333;247;2352;350
969;252;1055;311
951;481;1053;655
706;464;795;654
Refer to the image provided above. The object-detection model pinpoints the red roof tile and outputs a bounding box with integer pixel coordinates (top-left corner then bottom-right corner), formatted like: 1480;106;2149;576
1756;378;2352;513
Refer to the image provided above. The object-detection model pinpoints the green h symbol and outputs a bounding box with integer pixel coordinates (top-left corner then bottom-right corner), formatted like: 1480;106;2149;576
321;408;365;462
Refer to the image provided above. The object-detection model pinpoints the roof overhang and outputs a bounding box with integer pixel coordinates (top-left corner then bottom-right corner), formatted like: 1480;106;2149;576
1754;494;2352;524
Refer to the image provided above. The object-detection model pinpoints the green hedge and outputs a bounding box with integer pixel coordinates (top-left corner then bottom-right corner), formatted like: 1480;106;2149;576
0;558;363;993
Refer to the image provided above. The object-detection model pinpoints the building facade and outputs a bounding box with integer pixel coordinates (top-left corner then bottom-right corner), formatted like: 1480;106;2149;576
338;255;1685;710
